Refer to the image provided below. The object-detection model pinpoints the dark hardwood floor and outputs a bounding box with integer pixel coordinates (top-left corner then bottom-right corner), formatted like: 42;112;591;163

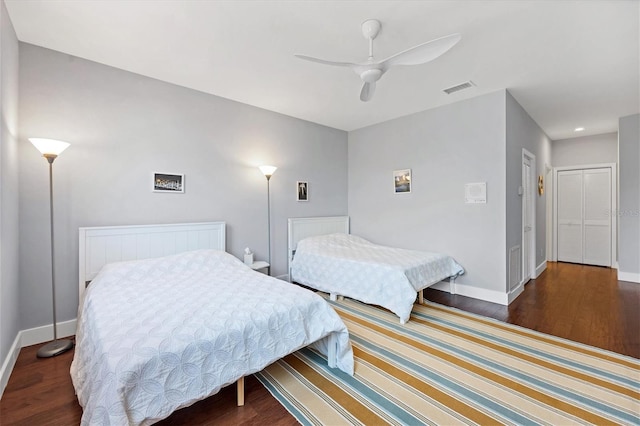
1;262;638;425
424;261;640;358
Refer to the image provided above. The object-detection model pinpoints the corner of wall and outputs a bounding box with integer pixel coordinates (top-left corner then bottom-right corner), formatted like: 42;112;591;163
1;0;22;395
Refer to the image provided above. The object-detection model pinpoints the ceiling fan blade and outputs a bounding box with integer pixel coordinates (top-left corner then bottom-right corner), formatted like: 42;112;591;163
360;82;376;102
295;54;358;68
380;33;461;68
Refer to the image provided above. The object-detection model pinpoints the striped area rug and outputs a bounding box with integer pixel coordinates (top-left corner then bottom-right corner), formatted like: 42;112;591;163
255;296;640;425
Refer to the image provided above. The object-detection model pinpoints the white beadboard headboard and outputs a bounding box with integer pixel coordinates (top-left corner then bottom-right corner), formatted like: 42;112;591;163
287;216;349;281
78;222;226;301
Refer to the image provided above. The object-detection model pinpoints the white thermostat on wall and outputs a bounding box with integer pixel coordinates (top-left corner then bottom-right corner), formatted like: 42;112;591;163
465;182;487;204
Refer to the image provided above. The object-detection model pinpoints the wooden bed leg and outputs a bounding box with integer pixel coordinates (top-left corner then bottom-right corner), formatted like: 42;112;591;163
418;289;424;304
338;295;344;301
450;277;456;295
237;377;245;406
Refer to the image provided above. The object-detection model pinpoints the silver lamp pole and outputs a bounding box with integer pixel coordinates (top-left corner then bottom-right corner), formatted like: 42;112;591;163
266;175;271;266
29;138;74;358
258;165;277;273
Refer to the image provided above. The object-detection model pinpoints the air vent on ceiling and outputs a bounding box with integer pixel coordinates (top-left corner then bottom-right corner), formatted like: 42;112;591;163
443;80;475;95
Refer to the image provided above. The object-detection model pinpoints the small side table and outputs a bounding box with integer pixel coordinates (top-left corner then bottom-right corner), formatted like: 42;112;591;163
250;260;270;275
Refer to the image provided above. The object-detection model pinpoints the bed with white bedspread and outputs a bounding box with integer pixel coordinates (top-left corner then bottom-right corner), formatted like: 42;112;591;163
289;221;464;324
72;223;353;426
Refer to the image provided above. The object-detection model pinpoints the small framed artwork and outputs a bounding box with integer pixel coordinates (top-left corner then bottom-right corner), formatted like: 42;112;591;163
393;169;411;194
297;181;308;201
153;172;184;193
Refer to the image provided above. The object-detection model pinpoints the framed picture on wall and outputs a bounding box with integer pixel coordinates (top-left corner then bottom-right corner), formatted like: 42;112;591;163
393;169;411;193
297;181;308;201
153;172;184;193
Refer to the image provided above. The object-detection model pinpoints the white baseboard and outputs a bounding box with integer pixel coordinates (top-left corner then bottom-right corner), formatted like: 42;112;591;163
618;271;640;283
0;333;22;399
0;319;77;399
534;261;547;278
20;319;77;348
508;282;525;304
431;281;509;305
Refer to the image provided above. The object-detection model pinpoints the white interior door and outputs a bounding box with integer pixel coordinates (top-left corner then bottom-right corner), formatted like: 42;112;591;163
583;168;611;266
557;170;583;263
522;156;533;281
556;167;612;266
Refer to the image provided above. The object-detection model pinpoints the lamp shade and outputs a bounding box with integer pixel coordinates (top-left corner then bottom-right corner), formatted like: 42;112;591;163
29;138;70;156
259;165;277;178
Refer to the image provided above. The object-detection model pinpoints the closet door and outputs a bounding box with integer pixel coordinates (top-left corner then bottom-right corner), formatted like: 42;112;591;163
557;170;583;263
556;167;612;266
583;168;611;266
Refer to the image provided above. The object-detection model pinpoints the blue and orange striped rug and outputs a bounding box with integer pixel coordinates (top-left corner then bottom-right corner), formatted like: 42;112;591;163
256;296;640;425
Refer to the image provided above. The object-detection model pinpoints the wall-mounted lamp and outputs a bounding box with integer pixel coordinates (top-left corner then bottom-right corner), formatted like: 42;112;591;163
29;138;74;358
259;165;277;271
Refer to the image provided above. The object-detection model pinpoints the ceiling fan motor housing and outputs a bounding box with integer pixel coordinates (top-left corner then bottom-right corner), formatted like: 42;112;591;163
360;68;383;83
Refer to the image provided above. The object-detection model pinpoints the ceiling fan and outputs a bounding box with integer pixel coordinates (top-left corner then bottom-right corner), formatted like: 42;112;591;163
295;19;461;102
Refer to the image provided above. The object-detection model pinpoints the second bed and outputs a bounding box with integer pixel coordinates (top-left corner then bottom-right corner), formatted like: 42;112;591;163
288;216;464;324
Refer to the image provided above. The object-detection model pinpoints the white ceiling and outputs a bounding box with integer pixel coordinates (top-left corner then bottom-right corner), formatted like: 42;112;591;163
5;0;639;140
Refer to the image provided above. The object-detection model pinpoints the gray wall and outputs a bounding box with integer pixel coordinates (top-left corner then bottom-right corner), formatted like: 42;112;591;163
18;44;348;330
0;0;20;378
348;91;507;293
618;114;640;277
552;132;618;167
505;91;552;278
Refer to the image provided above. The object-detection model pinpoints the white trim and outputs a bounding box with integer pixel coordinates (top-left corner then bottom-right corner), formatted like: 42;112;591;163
508;282;525;304
0;333;21;399
522;149;536;283
0;319;77;398
431;280;509;305
508;245;521;292
618;271;640;283
534;260;547;278
19;319;77;348
546;165;554;261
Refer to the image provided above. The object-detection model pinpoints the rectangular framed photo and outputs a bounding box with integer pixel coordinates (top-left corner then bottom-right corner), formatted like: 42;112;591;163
296;181;308;201
393;169;411;194
153;172;184;193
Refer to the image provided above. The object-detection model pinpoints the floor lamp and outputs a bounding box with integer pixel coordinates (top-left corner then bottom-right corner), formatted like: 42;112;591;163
258;165;277;271
29;138;74;358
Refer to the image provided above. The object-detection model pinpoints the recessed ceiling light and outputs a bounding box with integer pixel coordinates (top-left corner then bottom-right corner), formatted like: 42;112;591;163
574;127;585;132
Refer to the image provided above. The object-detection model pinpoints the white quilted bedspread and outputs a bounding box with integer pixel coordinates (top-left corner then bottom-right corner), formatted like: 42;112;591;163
290;233;464;323
71;250;353;426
